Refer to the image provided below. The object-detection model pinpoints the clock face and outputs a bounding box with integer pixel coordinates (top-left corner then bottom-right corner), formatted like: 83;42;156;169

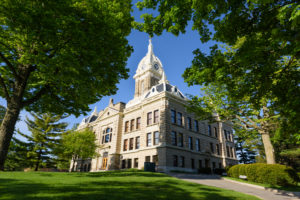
154;63;159;70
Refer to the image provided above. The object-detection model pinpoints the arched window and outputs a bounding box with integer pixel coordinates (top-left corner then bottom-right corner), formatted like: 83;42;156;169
102;127;112;144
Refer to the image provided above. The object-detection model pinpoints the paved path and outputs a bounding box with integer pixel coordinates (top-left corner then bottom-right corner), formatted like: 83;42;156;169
169;173;300;200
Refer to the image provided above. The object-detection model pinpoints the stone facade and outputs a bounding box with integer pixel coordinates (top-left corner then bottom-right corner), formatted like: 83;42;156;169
71;40;238;172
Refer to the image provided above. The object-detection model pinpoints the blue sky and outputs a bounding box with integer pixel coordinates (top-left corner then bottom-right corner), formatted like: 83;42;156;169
0;2;217;137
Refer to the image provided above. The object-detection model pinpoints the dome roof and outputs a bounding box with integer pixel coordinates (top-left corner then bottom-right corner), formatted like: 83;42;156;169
135;39;164;78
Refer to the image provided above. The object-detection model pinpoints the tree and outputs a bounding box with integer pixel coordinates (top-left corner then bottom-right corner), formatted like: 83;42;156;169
135;0;300;164
0;0;133;169
235;135;257;164
18;113;68;171
61;129;98;172
0;105;5;124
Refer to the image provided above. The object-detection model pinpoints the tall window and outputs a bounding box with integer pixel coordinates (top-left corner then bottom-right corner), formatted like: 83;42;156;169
147;133;152;147
178;133;183;147
194;120;199;132
226;146;230;157
208;125;212;136
177;112;183;126
130;119;135;131
214;127;218;138
191;159;195;169
171;110;176;123
147;112;152;125
136;117;141;129
188;137;193;150
210;142;214;153
154;110;159;123
129;138;134;150
125;121;129;132
173;155;178;167
123;139;128;151
154;131;159;145
104;128;112;143
196;139;200;152
171;131;177;146
135;136;140;149
216;144;220;155
134;158;139;168
179;156;185;168
127;159;132;168
199;160;202;168
187;117;192;129
145;156;151;162
224;130;228;140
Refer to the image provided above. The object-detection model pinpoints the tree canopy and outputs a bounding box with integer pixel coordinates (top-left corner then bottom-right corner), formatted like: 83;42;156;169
0;0;133;169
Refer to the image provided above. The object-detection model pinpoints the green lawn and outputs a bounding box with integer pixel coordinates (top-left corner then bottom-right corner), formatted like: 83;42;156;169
224;177;300;192
0;170;260;200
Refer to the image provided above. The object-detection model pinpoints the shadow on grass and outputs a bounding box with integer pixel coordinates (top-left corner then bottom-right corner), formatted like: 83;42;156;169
0;172;258;200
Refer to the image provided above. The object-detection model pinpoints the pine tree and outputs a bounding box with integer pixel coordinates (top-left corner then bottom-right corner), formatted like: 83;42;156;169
18;113;68;171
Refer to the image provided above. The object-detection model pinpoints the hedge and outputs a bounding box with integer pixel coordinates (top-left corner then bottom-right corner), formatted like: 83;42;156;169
227;163;299;186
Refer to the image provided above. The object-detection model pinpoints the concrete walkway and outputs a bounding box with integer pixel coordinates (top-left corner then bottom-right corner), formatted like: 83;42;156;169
169;173;300;200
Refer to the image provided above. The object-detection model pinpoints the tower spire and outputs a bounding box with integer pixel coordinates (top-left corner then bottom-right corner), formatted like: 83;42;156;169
147;37;153;55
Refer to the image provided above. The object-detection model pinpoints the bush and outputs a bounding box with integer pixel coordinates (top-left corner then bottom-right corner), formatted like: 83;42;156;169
228;163;299;186
198;167;212;174
213;168;226;175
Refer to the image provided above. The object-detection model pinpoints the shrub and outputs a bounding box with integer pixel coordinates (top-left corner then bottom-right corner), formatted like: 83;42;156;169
228;163;299;186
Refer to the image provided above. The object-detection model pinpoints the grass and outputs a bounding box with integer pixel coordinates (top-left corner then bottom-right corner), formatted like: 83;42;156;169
224;176;300;192
0;170;260;200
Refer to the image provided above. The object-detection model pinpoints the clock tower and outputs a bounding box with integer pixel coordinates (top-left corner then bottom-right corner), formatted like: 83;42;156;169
133;39;166;98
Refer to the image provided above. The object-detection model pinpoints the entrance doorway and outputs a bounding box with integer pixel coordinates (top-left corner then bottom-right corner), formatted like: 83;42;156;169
101;152;108;170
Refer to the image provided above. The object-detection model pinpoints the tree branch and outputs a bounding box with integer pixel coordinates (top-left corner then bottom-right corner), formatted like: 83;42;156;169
0;74;10;101
21;85;49;107
0;52;19;80
235;114;261;131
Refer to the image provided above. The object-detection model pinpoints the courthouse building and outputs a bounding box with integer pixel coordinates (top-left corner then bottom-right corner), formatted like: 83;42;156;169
71;40;238;172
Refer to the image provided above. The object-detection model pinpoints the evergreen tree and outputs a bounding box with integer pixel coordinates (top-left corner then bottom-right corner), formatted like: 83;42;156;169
18;113;68;171
235;136;256;164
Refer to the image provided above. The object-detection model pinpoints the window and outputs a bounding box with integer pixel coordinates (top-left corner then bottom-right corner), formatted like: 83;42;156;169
154;131;159;145
147;133;152;147
121;160;126;169
188;137;193;150
130;119;135;131
125;121;129;132
196;139;200;152
104;128;112;143
147;112;152;125
214;127;218;138
153;155;158;165
127;159;132;168
224;130;228;140
199;160;202;168
136;117;141;129
212;162;216;169
178;133;183;147
177;112;183;126
194;120;199;132
208;125;212;136
129;138;134;150
171;110;176;123
179;156;185;168
134;158;139;168
173;155;178;167
145;156;151;162
154;110;159;123
187;117;192;129
171;131;177;146
123;139;128;151
219;163;222;169
105;134;110;143
216;144;220;155
191;159;195;169
226;146;230;157
210;142;214;153
135;136;140;149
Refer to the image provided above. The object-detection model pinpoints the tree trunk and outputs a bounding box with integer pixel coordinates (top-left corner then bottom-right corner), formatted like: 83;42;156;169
35;148;42;171
261;132;276;164
0;106;21;170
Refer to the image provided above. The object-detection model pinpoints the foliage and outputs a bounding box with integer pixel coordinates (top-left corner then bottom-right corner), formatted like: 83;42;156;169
228;163;299;186
0;171;260;200
0;105;5;124
4;137;30;171
61;129;98;163
0;0;133;169
235;135;257;164
135;0;300;164
18;113;68;171
279;148;300;170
